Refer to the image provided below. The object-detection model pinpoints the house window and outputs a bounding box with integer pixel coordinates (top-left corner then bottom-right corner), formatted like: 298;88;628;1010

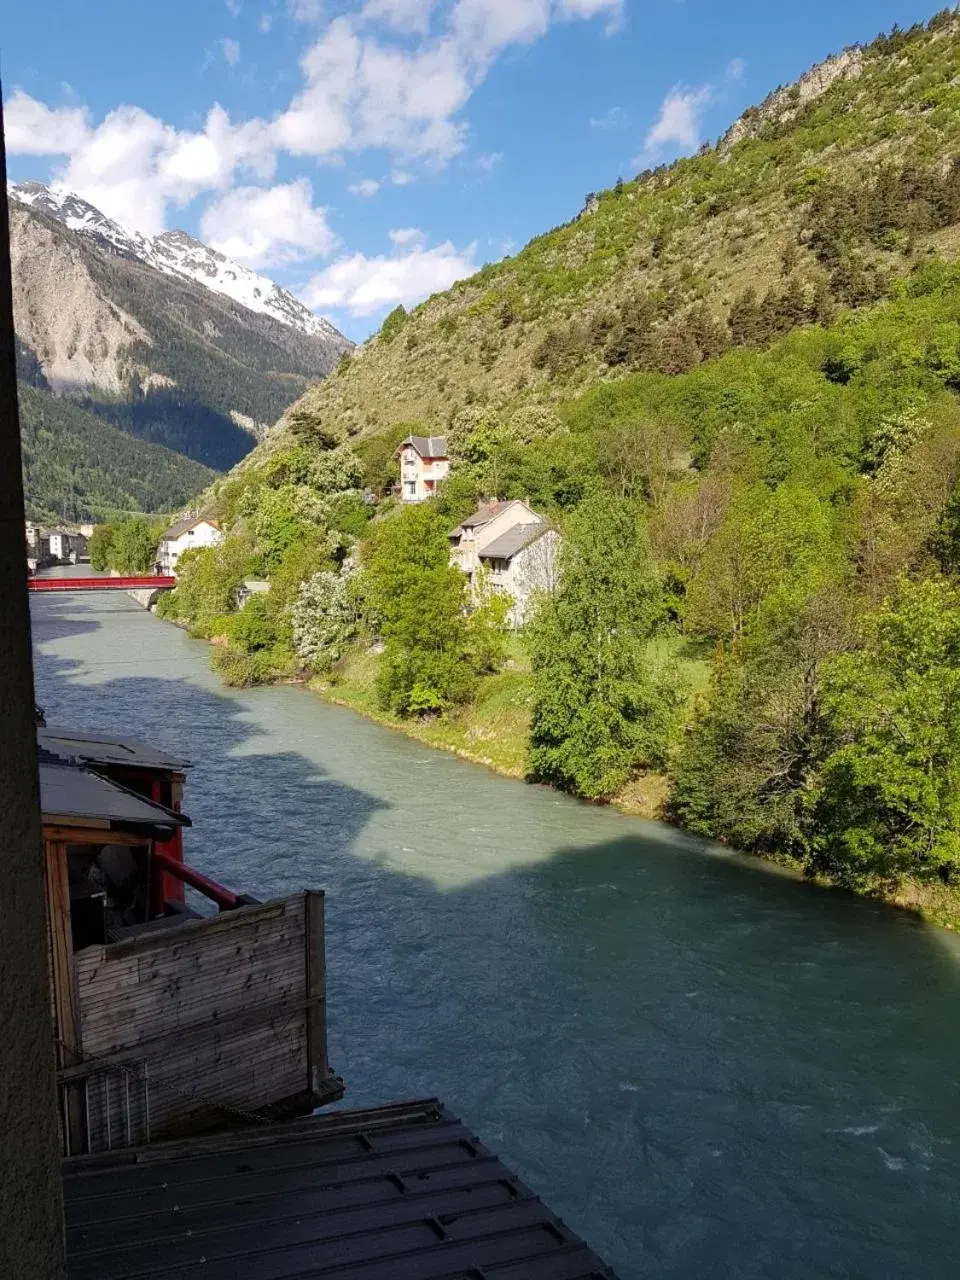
404;481;416;496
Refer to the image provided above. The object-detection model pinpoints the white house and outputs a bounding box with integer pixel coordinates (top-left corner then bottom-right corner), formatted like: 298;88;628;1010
47;530;87;563
395;435;450;502
450;500;560;626
158;516;222;576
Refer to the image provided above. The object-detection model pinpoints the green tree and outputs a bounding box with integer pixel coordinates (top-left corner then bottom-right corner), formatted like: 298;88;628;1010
157;535;252;637
231;593;277;653
669;590;849;856
360;504;476;715
88;524;116;571
685;484;842;641
527;495;679;799
813;576;960;888
108;517;164;573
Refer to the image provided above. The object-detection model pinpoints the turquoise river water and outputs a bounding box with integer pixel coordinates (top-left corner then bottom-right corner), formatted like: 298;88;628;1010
30;582;960;1279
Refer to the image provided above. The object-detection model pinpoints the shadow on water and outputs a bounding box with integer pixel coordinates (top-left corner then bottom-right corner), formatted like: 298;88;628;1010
30;594;960;1280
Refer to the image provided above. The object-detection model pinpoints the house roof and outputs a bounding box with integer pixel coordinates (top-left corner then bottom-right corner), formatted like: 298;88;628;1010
38;759;189;832
394;434;448;459
39;726;190;773
162;515;219;541
449;499;519;538
63;1098;619;1280
479;523;552;562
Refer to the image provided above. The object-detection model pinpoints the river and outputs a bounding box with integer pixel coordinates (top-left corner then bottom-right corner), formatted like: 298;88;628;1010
30;582;960;1279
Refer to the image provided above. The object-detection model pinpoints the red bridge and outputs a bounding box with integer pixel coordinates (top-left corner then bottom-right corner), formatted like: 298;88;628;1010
27;575;176;592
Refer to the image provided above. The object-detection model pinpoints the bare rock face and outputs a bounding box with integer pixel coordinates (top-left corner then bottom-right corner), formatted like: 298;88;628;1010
718;48;865;157
9;203;148;395
8;189;354;470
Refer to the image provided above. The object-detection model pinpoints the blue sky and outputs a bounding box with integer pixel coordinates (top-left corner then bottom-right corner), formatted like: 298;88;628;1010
2;0;944;340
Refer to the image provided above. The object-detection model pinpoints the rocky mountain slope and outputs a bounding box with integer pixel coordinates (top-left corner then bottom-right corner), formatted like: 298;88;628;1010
257;10;960;454
9;187;351;489
10;182;342;341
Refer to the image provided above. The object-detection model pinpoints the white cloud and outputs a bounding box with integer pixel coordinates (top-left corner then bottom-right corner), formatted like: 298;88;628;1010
589;105;624;130
6;93;274;235
475;150;502;170
388;226;425;246
304;237;476;316
347;177;381;195
4;91;90;155
200;179;337;266
727;56;745;82
289;0;324;20
226;0;242;14
361;0;438;35
641;84;710;160
6;0;623;240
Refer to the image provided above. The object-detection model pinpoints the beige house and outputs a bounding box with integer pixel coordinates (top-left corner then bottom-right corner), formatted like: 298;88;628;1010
450;500;560;626
395;435;450;502
158;516;222;576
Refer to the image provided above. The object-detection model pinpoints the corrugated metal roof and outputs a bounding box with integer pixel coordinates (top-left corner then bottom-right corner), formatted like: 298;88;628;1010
479;524;550;563
39;726;190;772
64;1099;617;1280
39;761;189;831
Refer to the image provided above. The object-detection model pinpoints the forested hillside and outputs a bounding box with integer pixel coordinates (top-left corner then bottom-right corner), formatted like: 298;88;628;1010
262;9;960;449
160;12;960;926
19;386;216;523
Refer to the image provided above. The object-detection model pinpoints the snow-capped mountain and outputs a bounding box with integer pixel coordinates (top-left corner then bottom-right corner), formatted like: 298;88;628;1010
9;181;341;342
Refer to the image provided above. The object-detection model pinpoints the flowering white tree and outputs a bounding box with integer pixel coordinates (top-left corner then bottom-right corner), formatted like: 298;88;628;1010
291;570;357;671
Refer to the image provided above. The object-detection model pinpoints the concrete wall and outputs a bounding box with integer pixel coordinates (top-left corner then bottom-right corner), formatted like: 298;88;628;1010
0;109;67;1278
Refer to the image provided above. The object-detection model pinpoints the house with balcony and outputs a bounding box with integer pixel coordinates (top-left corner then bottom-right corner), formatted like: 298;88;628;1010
395;435;450;502
450;499;560;626
157;515;222;576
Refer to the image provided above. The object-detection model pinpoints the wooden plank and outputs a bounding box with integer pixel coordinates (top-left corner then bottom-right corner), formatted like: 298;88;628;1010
46;839;86;1152
73;893;321;1149
304;890;327;1095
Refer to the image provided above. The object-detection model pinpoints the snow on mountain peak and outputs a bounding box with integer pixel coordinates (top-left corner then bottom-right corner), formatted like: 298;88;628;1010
8;181;345;344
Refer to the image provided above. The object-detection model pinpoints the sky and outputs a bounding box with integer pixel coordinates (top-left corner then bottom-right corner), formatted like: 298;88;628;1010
1;0;947;341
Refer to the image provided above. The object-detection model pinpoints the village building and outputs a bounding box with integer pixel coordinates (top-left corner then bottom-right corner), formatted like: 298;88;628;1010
395;435;450;502
157;515;222;576
450;499;560;626
47;529;87;564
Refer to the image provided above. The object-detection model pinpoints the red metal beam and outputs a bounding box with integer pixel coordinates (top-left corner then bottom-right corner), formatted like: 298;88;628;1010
152;849;240;911
26;576;176;591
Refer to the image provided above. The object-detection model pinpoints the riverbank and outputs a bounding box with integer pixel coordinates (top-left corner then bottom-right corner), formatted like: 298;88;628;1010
308;643;960;934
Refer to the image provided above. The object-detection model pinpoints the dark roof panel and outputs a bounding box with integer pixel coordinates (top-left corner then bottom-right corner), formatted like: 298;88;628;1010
40;726;190;772
479;523;550;562
63;1099;617;1280
395;435;448;459
40;762;189;830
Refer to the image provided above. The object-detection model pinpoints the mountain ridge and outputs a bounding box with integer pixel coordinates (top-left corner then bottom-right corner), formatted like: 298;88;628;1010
249;8;960;457
9;180;341;342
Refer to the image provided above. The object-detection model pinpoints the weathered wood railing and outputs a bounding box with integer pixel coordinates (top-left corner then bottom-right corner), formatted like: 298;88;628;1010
60;891;342;1154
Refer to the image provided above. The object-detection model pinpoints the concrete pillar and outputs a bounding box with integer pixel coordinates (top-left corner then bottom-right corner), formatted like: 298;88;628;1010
0;94;68;1277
